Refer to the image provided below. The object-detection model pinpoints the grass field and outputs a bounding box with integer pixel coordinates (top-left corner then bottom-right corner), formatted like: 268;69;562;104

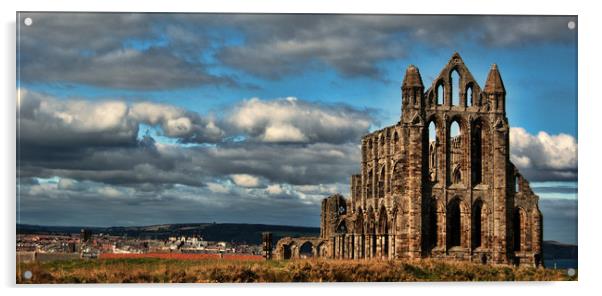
17;257;576;283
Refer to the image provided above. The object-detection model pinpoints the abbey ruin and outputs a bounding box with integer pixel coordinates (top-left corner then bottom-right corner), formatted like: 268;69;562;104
275;53;543;266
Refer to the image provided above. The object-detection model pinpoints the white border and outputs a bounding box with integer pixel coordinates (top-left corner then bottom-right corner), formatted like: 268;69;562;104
2;0;600;295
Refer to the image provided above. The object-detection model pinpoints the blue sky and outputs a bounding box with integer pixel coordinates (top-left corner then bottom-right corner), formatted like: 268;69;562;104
17;13;577;244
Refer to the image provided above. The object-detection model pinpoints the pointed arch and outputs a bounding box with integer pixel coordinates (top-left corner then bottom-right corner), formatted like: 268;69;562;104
355;208;364;234
428;196;440;250
450;68;461;106
336;220;348;234
446;197;462;249
466;82;475;106
452;165;462;184
513;207;527;252
378;206;390;258
426;117;440;183
378;206;389;234
299;241;314;258
471;199;484;249
378;166;386;198
448;117;466;186
429;53;482;108
435;80;444;105
366;168;373;199
471;117;491;186
391;160;404;195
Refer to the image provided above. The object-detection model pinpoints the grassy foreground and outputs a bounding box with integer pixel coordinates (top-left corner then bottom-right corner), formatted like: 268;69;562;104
17;258;576;283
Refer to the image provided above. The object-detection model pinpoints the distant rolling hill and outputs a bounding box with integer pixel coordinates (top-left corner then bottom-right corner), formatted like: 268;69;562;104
542;240;578;260
17;223;320;244
16;223;577;260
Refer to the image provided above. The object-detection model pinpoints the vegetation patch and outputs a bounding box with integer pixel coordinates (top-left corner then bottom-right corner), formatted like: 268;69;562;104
17;258;576;284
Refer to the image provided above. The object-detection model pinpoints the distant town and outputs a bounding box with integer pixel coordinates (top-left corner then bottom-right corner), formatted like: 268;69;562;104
16;222;322;263
17;227;264;263
16;223;577;269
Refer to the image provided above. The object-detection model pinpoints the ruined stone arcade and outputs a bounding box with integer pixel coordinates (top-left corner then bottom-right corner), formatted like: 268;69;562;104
275;53;543;266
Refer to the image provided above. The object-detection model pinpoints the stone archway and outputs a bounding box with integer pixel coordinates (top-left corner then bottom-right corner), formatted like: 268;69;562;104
299;241;314;259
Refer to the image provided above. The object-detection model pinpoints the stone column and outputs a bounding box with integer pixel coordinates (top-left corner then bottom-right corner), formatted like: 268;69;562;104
492;117;509;264
406;120;424;258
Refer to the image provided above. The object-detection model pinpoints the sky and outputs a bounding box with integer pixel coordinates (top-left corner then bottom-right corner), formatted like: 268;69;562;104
16;13;577;244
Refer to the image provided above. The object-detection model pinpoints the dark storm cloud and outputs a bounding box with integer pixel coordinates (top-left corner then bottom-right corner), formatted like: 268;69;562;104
18;13;576;87
19;141;361;188
216;15;577;79
17;180;324;227
190;142;361;186
18;13;239;90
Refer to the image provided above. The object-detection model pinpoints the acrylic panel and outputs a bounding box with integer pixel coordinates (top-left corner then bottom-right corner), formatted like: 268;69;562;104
16;12;578;283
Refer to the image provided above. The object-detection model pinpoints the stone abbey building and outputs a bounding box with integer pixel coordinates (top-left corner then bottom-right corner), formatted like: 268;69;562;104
275;53;543;266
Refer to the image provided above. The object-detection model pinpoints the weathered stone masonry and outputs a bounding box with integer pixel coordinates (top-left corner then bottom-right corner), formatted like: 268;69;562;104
275;53;543;266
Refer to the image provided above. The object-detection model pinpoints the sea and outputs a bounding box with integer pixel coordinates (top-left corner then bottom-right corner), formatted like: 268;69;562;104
544;259;578;269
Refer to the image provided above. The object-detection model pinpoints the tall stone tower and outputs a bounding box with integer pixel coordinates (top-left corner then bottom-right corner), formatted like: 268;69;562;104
413;52;517;264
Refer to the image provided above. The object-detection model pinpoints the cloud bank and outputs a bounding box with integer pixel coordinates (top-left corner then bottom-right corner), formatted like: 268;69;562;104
17;89;577;230
510;127;577;181
18;13;577;87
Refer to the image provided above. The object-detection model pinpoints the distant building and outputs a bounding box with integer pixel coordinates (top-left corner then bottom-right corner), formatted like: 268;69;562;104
80;228;92;243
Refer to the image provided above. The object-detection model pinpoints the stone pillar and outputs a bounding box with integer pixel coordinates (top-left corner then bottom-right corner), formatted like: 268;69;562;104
406;119;424;258
261;232;273;260
367;234;373;258
350;234;355;259
388;234;393;259
331;237;336;259
334;236;339;259
375;234;382;259
382;235;386;259
492;117;509;264
354;234;359;259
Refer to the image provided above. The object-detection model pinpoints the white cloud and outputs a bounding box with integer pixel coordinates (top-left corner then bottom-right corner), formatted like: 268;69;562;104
129;102;184;126
230;174;261;188
57;178;78;190
229;97;372;144
263;125;307;142
28;183;58;196
128;101;224;141
39;98;129;133
97;186;123;198
510;127;577;181
207;182;230;194
18;89;224;145
266;184;284;195
510;127;577;170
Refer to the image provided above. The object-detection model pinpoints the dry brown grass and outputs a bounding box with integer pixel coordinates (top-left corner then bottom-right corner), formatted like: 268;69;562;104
16;257;576;284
